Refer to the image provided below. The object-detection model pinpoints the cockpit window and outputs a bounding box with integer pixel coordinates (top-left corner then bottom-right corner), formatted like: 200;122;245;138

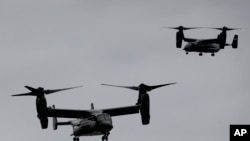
97;113;111;121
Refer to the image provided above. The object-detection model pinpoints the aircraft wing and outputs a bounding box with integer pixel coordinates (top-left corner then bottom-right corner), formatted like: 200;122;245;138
102;105;140;116
198;38;218;44
183;37;197;42
47;108;95;118
46;105;140;118
184;38;218;43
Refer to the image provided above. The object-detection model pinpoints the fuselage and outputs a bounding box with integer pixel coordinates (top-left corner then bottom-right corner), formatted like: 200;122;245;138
183;41;220;53
72;113;113;137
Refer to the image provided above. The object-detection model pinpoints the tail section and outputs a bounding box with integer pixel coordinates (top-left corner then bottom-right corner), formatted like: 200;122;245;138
53;116;58;130
91;103;94;110
53;117;71;130
225;35;238;49
51;105;71;130
232;35;238;49
51;105;58;130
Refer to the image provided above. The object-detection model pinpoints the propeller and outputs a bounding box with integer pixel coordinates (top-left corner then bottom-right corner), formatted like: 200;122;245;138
101;83;176;92
163;26;201;30
11;85;82;129
102;83;176;125
12;86;83;97
203;26;240;31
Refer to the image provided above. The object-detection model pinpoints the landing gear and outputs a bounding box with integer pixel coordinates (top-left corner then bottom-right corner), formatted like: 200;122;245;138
102;135;108;141
186;52;188;55
199;52;203;56
211;53;215;56
102;131;110;141
73;137;79;141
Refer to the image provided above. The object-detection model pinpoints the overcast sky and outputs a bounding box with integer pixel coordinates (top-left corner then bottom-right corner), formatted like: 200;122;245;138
1;1;250;141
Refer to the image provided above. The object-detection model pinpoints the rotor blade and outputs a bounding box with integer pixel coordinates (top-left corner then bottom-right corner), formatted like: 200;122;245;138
12;86;39;97
204;27;240;31
44;86;83;94
146;83;177;91
12;92;37;96
163;26;201;30
101;84;139;91
226;28;240;30
183;27;200;30
203;27;221;30
24;86;37;92
162;27;180;30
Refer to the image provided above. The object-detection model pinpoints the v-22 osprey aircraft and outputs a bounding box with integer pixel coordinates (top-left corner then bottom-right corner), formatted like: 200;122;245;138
12;83;176;141
164;26;239;56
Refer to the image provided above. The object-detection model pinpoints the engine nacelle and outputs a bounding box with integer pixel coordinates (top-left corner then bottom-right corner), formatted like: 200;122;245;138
139;93;150;125
39;117;48;129
176;31;183;48
232;35;238;49
219;41;225;49
140;107;150;125
217;33;226;49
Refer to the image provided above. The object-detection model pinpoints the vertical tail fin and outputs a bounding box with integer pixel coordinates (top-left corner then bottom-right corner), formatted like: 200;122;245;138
52;105;58;130
232;34;238;49
51;105;71;130
53;116;58;130
91;103;94;110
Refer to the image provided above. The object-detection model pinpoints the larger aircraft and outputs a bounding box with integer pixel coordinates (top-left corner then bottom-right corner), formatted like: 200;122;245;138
12;83;176;141
164;26;239;56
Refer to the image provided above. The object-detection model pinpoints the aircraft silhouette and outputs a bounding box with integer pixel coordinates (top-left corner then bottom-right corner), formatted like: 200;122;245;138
164;26;239;56
12;83;176;141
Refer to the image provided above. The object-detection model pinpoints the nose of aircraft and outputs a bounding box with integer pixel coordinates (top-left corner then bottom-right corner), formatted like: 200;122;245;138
99;120;113;130
183;46;188;51
183;44;191;51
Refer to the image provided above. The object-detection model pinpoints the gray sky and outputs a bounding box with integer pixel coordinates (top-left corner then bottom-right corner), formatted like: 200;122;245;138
1;1;250;141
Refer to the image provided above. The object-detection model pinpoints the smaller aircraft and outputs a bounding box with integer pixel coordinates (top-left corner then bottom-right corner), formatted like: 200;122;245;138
164;26;239;56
